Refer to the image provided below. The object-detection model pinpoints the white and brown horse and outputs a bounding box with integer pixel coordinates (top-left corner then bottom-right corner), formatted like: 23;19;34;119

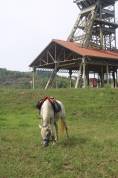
36;97;69;146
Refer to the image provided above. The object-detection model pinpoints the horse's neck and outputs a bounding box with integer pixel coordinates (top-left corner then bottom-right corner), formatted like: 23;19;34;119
42;99;52;110
41;100;54;126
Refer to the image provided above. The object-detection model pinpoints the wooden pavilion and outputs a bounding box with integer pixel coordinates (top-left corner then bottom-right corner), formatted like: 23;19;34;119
29;39;118;89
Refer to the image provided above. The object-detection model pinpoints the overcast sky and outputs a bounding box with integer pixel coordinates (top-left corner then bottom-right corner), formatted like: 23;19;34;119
0;0;118;72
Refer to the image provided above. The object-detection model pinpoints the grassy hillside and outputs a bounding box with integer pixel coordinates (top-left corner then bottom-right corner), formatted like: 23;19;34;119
0;68;32;88
0;88;118;178
0;68;71;89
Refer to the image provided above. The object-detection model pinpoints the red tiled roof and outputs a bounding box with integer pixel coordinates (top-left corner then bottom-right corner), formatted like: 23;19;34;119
53;39;118;60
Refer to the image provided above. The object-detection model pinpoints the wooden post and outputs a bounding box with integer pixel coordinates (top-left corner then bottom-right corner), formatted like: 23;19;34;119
112;70;116;88
100;65;104;87
98;73;101;88
32;67;36;89
86;68;89;87
116;69;118;87
55;78;57;89
94;72;95;78
69;69;72;88
82;57;86;88
75;62;83;88
106;64;109;85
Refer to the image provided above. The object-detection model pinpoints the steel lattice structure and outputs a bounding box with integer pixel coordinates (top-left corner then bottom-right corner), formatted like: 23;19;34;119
68;0;118;50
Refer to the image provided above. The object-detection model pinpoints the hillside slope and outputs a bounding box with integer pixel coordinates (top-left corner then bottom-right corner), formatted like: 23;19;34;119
0;68;71;88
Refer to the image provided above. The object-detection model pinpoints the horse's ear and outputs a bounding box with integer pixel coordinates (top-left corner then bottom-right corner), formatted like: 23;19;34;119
39;124;42;129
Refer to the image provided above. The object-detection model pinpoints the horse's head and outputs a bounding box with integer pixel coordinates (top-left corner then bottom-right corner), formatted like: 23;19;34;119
39;124;51;147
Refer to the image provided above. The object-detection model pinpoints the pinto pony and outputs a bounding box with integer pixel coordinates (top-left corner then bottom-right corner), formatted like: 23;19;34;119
36;96;69;146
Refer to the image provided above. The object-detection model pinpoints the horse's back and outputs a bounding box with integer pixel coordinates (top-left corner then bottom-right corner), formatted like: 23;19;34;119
40;99;65;119
55;100;65;119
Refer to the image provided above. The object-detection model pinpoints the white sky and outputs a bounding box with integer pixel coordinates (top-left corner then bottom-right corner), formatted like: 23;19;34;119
0;0;118;72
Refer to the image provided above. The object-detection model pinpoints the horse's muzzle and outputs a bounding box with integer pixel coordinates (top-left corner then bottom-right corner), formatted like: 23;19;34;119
43;139;49;147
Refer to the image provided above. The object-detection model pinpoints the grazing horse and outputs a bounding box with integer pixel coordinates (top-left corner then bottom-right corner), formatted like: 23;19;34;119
36;96;69;147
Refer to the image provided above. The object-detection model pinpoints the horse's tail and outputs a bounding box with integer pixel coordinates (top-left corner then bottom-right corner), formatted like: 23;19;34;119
59;118;69;138
60;119;65;135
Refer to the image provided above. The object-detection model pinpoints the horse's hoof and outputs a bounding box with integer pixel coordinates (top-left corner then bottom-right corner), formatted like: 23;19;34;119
52;141;56;145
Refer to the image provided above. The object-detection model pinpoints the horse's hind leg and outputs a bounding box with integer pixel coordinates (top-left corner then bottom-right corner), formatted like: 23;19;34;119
50;120;57;144
54;122;58;141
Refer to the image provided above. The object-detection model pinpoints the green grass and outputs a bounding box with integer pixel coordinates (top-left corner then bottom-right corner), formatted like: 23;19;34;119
0;88;118;178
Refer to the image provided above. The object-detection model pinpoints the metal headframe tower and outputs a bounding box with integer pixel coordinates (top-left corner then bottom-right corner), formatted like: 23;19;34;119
67;0;118;50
